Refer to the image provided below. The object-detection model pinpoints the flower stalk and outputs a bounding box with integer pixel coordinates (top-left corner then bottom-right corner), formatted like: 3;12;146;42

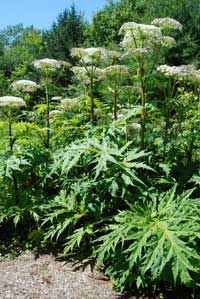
138;63;146;149
45;83;50;148
89;72;95;124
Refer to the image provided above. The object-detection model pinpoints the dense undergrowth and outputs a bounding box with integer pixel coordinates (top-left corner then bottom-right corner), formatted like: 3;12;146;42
0;15;200;297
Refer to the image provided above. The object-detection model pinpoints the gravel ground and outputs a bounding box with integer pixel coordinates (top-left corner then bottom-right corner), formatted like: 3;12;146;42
0;252;124;299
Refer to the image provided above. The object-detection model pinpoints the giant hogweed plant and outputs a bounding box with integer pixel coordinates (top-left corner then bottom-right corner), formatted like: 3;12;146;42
32;58;70;148
0;96;26;152
0;146;43;228
95;186;200;292
101;65;130;121
156;64;200;164
70;48;121;124
0;94;44;230
119;18;182;149
0;96;27;204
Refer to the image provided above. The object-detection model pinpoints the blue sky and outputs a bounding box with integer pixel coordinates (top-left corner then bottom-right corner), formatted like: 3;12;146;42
0;0;108;30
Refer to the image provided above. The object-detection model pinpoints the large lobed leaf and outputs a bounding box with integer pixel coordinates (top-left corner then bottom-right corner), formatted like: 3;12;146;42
96;186;200;290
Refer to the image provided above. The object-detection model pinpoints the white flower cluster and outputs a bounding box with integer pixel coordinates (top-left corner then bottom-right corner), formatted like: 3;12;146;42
71;48;107;65
33;58;70;73
71;48;122;65
11;80;40;93
119;22;163;49
162;36;176;49
151;18;183;32
49;110;62;118
0;96;26;108
157;64;200;83
51;96;63;101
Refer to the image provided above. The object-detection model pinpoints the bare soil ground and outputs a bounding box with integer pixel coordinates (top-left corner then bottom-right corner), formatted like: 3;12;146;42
0;252;124;299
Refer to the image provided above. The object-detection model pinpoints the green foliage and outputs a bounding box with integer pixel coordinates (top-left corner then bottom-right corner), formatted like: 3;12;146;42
95;186;200;291
42;189;87;241
0;153;30;179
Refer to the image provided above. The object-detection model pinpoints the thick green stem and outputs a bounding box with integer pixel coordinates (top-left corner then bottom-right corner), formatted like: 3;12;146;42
139;64;146;150
131;31;146;148
113;92;117;121
12;170;19;204
8;111;19;203
90;76;95;124
187;137;194;163
163;110;170;155
45;84;50;148
8;111;13;152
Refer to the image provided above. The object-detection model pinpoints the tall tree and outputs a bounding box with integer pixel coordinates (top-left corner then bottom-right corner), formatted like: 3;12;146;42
0;25;43;77
86;0;200;65
43;4;86;61
86;0;141;47
141;0;200;65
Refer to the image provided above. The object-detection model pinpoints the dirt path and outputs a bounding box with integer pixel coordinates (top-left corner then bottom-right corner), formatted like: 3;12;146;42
0;252;124;299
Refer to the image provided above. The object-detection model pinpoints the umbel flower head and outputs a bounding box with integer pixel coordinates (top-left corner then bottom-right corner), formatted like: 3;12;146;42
71;47;108;65
0;96;26;108
51;96;63;101
157;64;200;83
11;80;40;93
151;18;183;32
33;58;70;73
119;22;163;49
49;109;62;118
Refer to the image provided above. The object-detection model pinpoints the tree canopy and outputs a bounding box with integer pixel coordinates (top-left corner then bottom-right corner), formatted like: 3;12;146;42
43;4;86;61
